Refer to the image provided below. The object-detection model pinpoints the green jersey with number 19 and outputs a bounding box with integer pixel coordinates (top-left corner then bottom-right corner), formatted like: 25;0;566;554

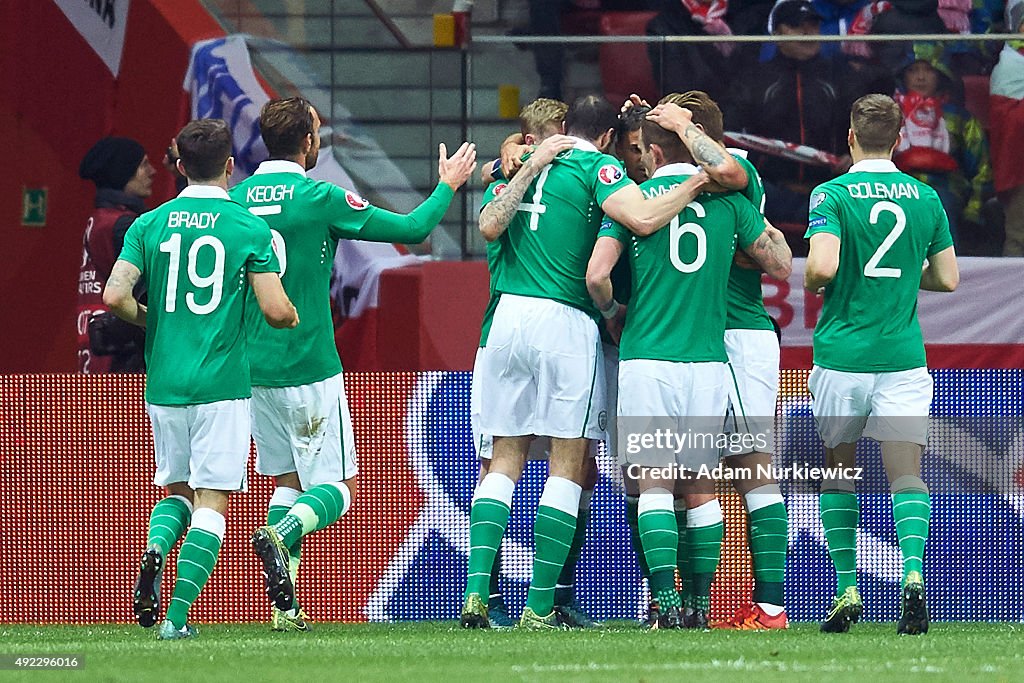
230;161;378;387
482;138;633;320
118;185;280;406
805;159;953;372
726;151;774;331
601;163;765;363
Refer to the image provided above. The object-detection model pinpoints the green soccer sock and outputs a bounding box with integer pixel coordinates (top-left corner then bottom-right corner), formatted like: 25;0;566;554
465;473;514;600
555;489;592;606
820;490;859;595
745;486;788;608
145;495;192;556
267;487;303;594
164;508;224;630
688;500;724;613
675;501;691;605
525;477;581;616
625;496;650;578
891;479;930;584
273;482;352;549
638;492;681;609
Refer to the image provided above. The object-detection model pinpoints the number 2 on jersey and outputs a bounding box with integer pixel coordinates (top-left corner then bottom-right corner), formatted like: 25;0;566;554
158;233;226;314
864;201;906;278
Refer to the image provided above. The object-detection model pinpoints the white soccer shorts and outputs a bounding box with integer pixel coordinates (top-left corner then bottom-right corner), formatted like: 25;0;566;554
147;398;250;491
474;294;606;441
617;359;729;471
808;366;933;448
725;328;780;456
250;372;359;490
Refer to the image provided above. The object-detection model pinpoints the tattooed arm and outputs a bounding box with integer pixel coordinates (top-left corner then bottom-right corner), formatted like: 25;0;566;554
645;103;748;191
102;260;147;327
479;134;575;242
747;224;793;282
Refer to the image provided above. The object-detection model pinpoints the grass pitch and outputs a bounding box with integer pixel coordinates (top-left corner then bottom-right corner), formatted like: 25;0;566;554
0;622;1020;682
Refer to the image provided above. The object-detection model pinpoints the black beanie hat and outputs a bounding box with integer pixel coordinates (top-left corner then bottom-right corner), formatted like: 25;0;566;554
79;137;146;190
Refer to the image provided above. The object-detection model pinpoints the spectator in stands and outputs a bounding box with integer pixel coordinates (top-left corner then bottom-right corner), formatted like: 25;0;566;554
990;0;1024;256
727;0;877;229
869;0;952;71
647;0;737;103
893;44;993;248
76;137;154;374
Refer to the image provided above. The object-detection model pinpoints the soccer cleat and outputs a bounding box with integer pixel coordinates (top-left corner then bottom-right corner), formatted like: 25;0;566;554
519;607;565;630
252;527;294;611
272;607;312;632
553;598;603;629
157;619;197;640
712;604;789;630
897;572;929;636
459;593;489;629
682;606;709;630
133;546;164;628
650;605;683;629
644;598;661;628
820;586;864;633
487;599;515;629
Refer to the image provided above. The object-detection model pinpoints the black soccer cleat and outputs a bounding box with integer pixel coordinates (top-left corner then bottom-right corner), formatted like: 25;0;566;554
682;606;709;630
897;573;929;636
133;547;164;628
251;527;295;610
652;604;684;629
820;586;864;633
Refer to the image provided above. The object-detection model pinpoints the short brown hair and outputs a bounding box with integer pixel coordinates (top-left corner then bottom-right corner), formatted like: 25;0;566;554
659;91;725;142
519;98;567;138
176;119;232;182
640;119;686;163
850;94;902;154
260;97;315;158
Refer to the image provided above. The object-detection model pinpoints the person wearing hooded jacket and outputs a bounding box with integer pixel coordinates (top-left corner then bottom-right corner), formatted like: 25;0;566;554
990;0;1024;256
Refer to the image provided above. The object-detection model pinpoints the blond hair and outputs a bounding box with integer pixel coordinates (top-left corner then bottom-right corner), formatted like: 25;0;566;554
519;98;568;138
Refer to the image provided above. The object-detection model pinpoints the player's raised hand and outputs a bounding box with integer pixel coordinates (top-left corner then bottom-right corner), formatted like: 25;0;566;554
530;134;575;166
620;93;650;114
439;142;478;191
646;103;693;132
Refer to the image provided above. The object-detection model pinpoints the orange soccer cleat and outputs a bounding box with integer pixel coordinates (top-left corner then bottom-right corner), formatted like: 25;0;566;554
712;603;789;630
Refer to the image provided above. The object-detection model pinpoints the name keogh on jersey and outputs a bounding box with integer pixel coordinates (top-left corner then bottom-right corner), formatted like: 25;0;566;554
247;184;294;203
168;211;221;229
847;182;920;200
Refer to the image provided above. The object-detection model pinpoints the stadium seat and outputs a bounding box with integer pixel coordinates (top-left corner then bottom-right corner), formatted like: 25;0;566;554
961;74;991;130
597;12;659;106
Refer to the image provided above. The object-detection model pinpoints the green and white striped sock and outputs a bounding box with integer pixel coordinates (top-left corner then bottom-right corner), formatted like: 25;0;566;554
820;489;859;595
639;491;680;609
891;477;930;585
525;477;581;616
145;495;192;556
164;508;224;630
465;473;514;600
274;482;351;549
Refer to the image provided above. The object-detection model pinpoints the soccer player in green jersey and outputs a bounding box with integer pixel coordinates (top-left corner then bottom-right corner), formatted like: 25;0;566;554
463;95;710;630
230;97;476;629
653;91;792;630
104;119;298;640
804;94;959;636
587;114;791;628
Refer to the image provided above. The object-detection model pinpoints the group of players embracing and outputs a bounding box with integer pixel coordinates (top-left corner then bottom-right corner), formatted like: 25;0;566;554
463;88;958;635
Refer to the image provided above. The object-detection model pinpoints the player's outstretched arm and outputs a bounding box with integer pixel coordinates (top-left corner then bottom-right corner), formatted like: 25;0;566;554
805;233;840;292
646;103;748;190
249;271;299;329
920;246;959;292
479;134;575;242
586;236;627;344
354;141;478;244
746;224;793;281
103;260;147;327
601;171;711;236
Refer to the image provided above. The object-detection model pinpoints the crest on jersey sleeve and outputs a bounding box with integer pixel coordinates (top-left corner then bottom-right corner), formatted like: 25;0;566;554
493;183;508;197
346;190;370;210
598;164;624;185
810;192;827;211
